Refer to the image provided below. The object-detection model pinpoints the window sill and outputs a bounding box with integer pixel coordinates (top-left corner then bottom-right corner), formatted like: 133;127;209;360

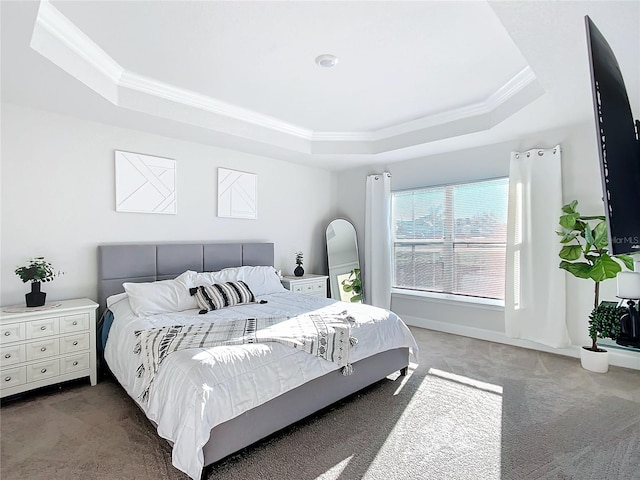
391;288;505;310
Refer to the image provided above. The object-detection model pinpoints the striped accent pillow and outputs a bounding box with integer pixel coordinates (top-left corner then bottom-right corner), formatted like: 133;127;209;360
189;281;256;314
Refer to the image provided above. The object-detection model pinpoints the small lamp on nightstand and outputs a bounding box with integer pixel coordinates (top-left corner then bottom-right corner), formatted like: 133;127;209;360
616;270;640;348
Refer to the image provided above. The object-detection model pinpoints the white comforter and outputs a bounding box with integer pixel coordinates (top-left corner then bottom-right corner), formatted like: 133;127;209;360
104;291;418;479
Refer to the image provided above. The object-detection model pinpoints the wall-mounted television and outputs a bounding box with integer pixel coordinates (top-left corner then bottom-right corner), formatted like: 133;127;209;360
585;15;640;256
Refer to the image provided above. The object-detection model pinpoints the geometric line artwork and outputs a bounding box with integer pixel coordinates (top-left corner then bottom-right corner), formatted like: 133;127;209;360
115;150;177;214
217;167;257;219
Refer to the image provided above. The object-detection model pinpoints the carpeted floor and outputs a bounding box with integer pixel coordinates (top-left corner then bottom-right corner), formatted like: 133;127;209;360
1;327;639;480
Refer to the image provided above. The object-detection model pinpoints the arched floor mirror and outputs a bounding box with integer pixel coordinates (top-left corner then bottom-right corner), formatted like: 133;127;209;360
326;219;362;303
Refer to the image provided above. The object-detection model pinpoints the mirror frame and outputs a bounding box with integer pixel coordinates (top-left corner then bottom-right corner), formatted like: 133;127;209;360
325;218;362;303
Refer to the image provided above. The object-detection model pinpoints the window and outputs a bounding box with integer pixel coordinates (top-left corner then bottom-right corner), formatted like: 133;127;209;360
392;177;509;302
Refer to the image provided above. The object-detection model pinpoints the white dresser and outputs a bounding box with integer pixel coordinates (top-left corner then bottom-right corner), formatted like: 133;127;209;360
0;298;98;398
281;274;328;297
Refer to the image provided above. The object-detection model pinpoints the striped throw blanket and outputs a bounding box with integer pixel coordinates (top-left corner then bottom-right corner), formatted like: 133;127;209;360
134;313;358;402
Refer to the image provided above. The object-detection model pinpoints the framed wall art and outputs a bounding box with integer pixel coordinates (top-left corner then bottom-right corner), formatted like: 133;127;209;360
217;167;257;219
115;150;177;214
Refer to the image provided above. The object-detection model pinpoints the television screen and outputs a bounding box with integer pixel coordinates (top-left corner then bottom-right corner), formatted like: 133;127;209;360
585;15;640;256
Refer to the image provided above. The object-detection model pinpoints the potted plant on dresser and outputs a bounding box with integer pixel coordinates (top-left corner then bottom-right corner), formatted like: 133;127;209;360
557;200;634;372
14;256;64;307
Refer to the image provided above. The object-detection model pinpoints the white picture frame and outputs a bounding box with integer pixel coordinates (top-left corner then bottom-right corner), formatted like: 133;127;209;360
217;167;257;219
115;150;177;214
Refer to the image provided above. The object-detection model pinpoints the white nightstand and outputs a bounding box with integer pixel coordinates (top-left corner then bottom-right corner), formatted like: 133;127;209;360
281;274;328;297
0;298;98;398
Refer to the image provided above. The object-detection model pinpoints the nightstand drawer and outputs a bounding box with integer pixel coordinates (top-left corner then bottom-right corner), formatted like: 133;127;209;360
0;344;25;367
312;282;325;294
60;353;90;374
60;333;90;354
297;280;326;296
60;314;89;334
2;366;26;389
27;318;59;339
1;323;25;344
26;338;59;361
27;359;60;382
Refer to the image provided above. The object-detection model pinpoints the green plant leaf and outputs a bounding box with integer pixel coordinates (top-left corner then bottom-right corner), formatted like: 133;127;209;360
559;232;579;243
615;254;636;271
559;245;583;261
562;201;578;214
559;213;580;229
588;254;622;282
584;223;595;245
559;260;592;279
584;254;598;263
592;221;609;249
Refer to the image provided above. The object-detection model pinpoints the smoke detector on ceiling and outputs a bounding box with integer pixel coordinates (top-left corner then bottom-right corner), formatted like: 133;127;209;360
315;54;338;68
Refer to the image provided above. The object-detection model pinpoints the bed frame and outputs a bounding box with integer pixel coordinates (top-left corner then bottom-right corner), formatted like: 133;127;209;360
97;241;409;475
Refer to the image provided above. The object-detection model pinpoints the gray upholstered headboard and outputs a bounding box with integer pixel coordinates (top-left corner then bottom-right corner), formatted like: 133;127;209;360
97;242;274;314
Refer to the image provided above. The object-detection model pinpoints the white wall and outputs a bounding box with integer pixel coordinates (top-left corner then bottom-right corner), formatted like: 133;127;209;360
335;121;624;351
0;104;336;306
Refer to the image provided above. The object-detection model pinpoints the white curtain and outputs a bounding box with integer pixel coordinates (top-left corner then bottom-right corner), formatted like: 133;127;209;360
365;172;392;309
505;145;570;348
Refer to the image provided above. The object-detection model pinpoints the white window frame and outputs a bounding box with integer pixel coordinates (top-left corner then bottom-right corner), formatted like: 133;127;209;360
391;177;508;306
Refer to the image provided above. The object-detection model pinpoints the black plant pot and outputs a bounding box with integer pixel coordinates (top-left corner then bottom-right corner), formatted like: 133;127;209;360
26;281;46;307
294;266;304;277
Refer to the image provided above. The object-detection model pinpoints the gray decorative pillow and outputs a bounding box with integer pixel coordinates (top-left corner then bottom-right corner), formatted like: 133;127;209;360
189;281;256;314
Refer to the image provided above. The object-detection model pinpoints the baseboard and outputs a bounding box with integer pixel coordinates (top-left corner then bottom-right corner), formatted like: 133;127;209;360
403;315;640;371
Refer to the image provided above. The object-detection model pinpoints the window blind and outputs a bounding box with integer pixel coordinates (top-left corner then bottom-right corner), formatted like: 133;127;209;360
392;177;509;301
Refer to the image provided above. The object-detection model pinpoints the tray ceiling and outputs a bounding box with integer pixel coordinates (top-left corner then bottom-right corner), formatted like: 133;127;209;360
2;1;638;170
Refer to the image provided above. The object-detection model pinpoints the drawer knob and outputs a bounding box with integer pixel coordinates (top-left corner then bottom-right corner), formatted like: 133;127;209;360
40;326;46;331
73;361;78;366
4;376;11;382
73;341;78;346
4;354;11;359
72;321;78;326
41;368;47;373
40;347;47;352
4;331;10;336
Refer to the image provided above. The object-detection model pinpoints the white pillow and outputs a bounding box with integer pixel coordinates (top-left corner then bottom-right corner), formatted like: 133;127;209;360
106;292;128;308
237;265;286;296
195;267;242;285
123;271;198;316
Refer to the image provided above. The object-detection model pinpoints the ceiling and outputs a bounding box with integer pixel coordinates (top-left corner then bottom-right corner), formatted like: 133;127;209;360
1;1;638;171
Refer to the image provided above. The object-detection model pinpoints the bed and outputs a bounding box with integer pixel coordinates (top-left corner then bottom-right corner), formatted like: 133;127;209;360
98;242;418;480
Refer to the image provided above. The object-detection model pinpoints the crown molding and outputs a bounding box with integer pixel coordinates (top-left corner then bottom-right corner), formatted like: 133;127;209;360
33;0;123;83
322;66;538;143
485;66;537;111
119;72;313;139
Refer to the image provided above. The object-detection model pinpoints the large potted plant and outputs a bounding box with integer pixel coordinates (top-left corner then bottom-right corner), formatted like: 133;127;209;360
14;256;64;307
557;200;634;372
